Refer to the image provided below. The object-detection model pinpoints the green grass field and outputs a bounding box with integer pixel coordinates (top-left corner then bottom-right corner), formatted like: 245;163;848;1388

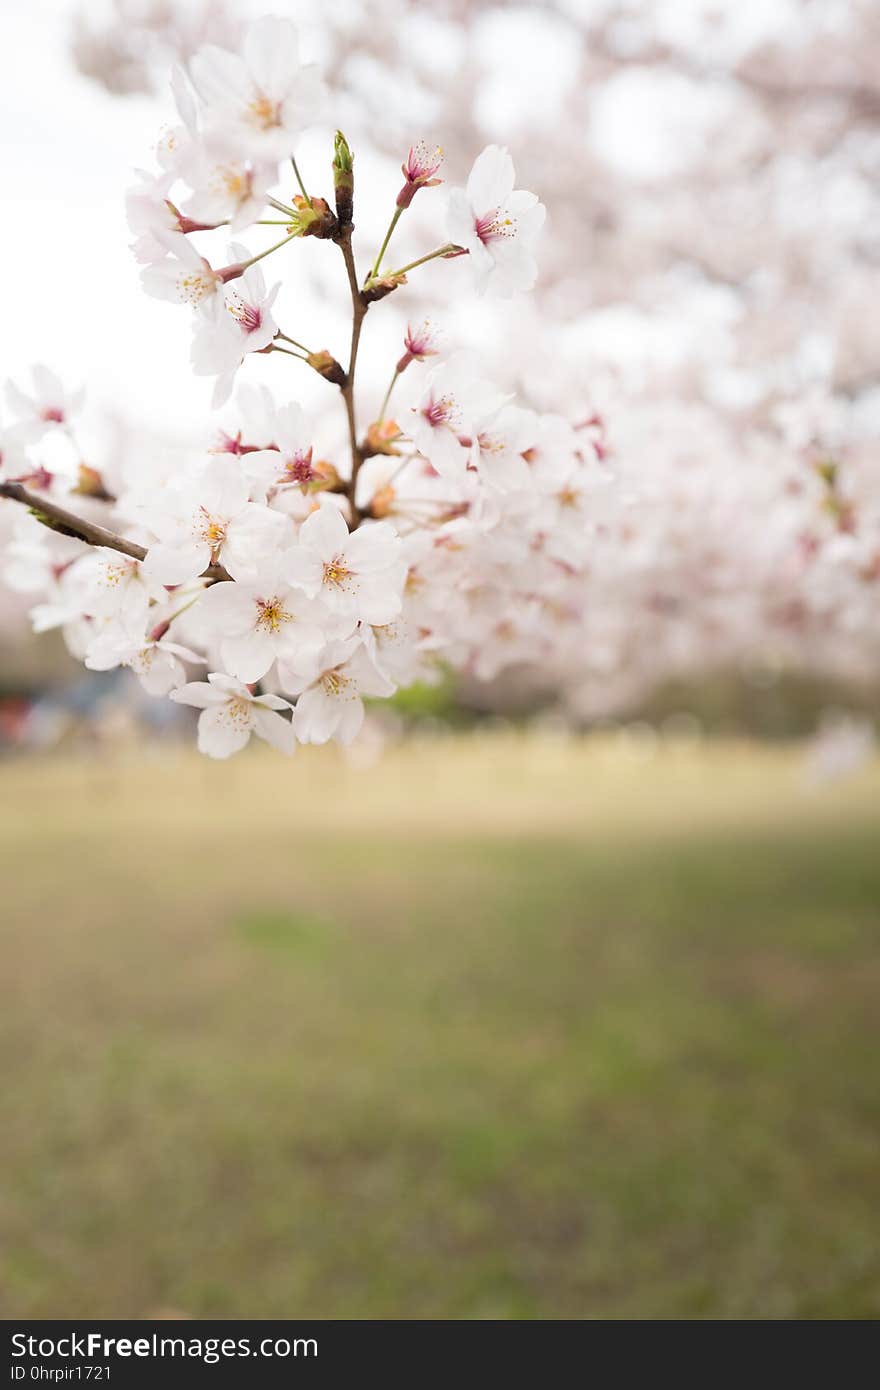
1;734;878;1319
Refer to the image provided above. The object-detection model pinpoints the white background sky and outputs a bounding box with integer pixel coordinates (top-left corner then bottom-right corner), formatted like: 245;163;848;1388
0;1;199;427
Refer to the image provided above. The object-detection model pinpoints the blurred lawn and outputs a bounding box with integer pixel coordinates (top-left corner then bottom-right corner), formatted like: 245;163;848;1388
1;732;878;1319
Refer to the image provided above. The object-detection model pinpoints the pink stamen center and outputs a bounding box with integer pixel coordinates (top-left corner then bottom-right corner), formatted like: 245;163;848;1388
474;208;516;245
282;449;315;485
405;142;443;182
229;298;262;334
423;393;458;429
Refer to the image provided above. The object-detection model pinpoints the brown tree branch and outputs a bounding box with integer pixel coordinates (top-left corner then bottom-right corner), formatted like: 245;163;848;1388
0;480;231;582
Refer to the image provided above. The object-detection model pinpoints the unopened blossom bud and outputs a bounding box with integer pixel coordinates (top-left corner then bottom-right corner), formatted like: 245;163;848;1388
396;320;440;374
287;195;337;240
332;131;354;229
370;484;397;519
362;272;407;304
16;465;54;491
312;459;343;494
365;420;403;457
213;430;262;456
73;463;114;501
306;350;347;387
396;142;444;210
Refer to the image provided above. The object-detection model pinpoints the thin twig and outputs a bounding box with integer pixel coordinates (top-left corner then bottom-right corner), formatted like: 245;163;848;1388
267;195;297;218
377;367;401;424
276;331;311;353
291;155;310;202
368;206;403;282
336;228;369;512
243;231;297;270
271;343;309;361
365;243;464;290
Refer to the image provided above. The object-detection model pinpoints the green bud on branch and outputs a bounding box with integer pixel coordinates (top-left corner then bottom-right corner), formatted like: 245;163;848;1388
287;195;338;239
362;272;408;304
333;131;354;229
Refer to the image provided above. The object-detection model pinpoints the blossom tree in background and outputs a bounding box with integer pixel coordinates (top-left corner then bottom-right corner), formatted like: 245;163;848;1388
71;0;242;97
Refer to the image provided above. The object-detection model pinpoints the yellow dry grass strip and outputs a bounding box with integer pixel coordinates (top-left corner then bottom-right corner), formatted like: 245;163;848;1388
1;732;877;843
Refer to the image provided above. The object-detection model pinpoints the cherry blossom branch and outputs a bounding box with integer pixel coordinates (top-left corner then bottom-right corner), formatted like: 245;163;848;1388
0;480;231;582
0;480;148;558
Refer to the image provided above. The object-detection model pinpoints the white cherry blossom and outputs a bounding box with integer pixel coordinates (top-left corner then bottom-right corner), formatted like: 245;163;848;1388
28;564;95;658
155;64;201;175
228;382;282;451
171;673;295;758
140;231;226;309
471;404;535;494
1;514;56;593
446;145;545;296
363;617;431;687
286;638;396;746
5;366;84;441
85;629;202;696
77;549;168;621
181;138;277;232
408;356;508;480
192;559;330;683
243;403;319;497
159;65;278;233
140;457;288;585
188;16;325;160
284;501;406;627
191;250;279;406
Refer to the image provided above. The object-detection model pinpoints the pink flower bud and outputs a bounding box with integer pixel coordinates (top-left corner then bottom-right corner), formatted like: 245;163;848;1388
397;320;440;373
396;142;444;209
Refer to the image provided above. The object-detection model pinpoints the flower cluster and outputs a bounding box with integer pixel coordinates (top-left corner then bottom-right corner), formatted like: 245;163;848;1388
2;16;604;759
1;346;621;754
13;15;875;755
